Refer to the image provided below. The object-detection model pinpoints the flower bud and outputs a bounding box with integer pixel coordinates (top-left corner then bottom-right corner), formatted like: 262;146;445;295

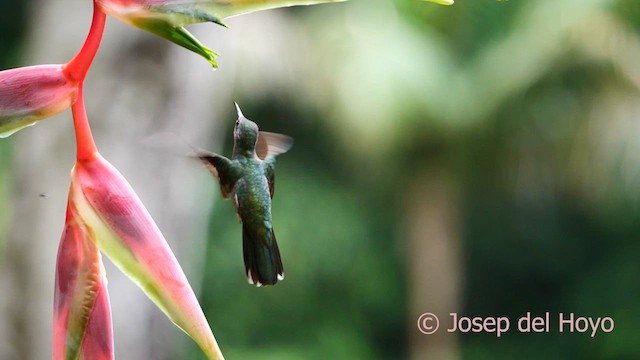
53;204;114;360
0;65;78;138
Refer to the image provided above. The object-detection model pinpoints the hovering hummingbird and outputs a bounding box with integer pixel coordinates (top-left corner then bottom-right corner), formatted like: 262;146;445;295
196;104;293;286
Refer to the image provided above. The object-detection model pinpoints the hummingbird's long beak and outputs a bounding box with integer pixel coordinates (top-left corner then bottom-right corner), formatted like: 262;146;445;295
234;102;245;119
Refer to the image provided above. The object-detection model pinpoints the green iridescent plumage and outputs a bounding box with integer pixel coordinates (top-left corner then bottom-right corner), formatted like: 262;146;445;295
197;104;293;286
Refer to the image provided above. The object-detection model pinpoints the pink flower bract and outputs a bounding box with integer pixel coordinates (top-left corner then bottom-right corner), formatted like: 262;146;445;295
69;152;224;359
0;65;78;138
53;204;114;360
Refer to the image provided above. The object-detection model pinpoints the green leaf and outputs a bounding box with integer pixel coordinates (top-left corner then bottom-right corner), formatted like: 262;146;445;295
133;18;219;68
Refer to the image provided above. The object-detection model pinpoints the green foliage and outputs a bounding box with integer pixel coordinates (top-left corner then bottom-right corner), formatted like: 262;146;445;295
614;0;640;32
194;0;640;358
0;2;29;69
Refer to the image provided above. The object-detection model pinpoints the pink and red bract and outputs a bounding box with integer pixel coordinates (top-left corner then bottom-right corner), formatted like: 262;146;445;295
0;65;78;138
0;2;105;138
62;71;223;358
54;204;114;360
68;150;223;359
0;1;224;357
0;0;458;358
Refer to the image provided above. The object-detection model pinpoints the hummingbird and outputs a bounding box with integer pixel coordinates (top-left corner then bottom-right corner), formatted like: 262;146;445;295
195;103;293;286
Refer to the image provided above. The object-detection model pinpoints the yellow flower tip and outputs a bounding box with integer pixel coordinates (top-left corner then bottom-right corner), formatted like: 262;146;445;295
422;0;454;5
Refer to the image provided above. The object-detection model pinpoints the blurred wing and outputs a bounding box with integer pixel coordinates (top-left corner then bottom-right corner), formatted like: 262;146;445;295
257;132;293;198
256;131;294;160
195;150;240;198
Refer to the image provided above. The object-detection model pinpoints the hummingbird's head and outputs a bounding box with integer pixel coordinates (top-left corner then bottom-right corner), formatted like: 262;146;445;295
233;103;259;154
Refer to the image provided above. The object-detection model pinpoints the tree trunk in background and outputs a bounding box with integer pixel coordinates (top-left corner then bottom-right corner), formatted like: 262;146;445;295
0;1;235;359
407;166;461;360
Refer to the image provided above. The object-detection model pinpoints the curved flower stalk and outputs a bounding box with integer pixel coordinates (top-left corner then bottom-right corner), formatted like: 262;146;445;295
53;204;114;360
95;0;347;67
67;83;224;359
0;2;105;138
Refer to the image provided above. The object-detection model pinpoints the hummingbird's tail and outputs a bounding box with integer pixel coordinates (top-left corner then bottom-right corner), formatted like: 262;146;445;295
242;225;284;287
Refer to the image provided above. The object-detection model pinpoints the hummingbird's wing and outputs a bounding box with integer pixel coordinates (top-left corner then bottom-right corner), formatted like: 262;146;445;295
195;150;241;199
256;132;293;198
256;132;294;160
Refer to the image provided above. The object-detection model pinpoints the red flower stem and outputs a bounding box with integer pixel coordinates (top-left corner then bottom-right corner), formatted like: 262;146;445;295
72;82;98;161
64;1;106;82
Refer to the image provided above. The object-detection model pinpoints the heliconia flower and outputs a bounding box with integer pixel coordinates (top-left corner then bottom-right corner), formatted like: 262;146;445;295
67;152;224;359
0;2;105;138
53;203;114;360
66;81;223;359
0;65;78;138
95;0;347;67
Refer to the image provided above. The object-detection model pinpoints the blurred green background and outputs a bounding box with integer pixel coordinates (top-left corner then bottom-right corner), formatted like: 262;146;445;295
2;0;640;359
